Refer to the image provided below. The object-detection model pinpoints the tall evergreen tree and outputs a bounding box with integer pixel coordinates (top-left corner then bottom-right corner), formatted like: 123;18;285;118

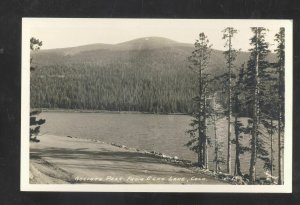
274;27;285;184
30;37;43;71
232;63;245;176
222;27;238;174
245;27;270;183
30;37;45;142
186;33;212;168
260;65;278;182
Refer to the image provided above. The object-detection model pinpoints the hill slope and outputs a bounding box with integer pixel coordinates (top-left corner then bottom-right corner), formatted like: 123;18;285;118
30;37;276;113
32;37;254;75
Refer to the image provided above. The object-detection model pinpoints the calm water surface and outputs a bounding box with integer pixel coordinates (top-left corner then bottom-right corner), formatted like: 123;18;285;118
39;112;280;178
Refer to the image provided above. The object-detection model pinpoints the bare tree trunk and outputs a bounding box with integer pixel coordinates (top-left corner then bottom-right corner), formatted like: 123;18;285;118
249;94;258;183
249;28;259;183
198;105;202;167
198;96;202;167
227;30;232;175
205;138;208;169
270;119;273;181
198;136;202;167
278;74;282;185
213;103;219;172
277;109;283;184
227;102;232;174
234;114;242;176
198;56;203;167
204;86;208;169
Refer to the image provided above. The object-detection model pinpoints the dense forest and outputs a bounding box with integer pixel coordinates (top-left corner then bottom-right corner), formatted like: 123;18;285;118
30;37;275;114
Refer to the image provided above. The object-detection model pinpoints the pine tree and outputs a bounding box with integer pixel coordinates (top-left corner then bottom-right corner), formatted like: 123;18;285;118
30;37;45;142
186;33;212;168
260;66;278;182
245;27;270;183
222;27;238;174
274;27;285;184
232;63;245;176
30;37;43;71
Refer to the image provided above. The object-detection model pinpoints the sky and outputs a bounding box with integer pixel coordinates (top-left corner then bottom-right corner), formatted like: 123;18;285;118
26;19;290;52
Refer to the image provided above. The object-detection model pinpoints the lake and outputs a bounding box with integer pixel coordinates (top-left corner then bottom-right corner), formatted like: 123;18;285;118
39;111;280;178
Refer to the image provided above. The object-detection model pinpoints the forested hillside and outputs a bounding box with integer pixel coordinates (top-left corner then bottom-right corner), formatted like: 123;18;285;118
30;37;275;113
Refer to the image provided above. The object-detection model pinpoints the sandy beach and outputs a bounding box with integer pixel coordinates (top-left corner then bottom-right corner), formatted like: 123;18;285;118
30;135;229;184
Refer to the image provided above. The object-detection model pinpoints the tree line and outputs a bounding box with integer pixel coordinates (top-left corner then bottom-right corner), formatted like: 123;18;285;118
30;59;198;113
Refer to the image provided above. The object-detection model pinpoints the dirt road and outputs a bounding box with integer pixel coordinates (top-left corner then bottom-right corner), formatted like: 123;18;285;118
30;135;228;184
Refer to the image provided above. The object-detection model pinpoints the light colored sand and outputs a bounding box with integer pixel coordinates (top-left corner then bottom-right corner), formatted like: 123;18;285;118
30;135;228;184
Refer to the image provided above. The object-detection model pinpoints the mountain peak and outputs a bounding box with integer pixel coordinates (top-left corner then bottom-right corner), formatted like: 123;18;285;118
115;37;182;50
119;36;178;44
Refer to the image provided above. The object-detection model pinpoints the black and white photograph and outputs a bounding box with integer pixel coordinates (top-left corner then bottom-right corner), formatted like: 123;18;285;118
21;18;292;192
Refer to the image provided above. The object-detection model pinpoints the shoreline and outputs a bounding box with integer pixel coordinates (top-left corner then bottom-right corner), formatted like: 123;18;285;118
31;108;189;116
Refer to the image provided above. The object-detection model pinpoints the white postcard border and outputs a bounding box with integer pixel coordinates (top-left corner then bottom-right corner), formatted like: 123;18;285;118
21;18;293;193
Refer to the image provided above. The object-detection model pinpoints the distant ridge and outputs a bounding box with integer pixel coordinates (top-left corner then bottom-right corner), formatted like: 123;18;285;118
31;36;275;75
36;43;112;56
36;37;193;55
